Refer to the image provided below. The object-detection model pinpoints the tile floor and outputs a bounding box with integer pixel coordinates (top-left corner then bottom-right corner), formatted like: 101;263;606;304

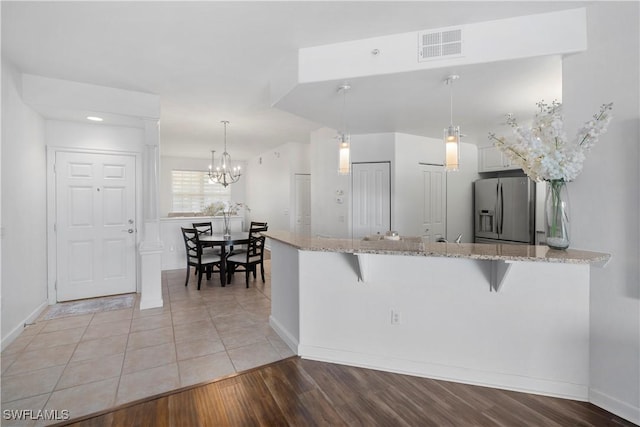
1;258;294;426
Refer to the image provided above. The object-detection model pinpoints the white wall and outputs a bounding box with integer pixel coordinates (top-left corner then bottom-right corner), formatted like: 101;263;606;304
296;250;591;400
1;61;48;348
159;156;247;218
0;70;162;348
446;142;479;243
310;127;349;238
298;8;586;83
33;74;163;312
394;134;426;237
311;131;397;238
286;142;312;231
245;142;310;233
311;129;479;240
269;239;300;351
350;132;395;163
22;74;159;119
394;133;441;237
46;120;144;150
563;3;640;423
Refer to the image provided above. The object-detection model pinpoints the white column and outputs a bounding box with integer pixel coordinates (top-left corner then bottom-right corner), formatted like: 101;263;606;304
139;119;164;310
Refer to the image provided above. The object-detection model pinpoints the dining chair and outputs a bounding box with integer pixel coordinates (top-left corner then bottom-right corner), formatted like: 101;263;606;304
192;221;220;255
227;221;268;257
181;227;222;290
225;233;267;288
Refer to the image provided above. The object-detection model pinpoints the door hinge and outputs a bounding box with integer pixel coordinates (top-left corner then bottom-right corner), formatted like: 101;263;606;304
53;223;56;232
53;163;56;173
54;280;57;290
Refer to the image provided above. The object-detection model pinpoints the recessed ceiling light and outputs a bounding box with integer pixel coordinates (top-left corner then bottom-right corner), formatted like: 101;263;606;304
86;116;103;122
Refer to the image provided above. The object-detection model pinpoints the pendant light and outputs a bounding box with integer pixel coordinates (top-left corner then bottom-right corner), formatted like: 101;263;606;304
337;84;351;175
208;120;241;187
444;74;460;172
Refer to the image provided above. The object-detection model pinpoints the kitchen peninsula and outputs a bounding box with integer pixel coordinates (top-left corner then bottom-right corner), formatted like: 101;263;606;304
264;230;609;401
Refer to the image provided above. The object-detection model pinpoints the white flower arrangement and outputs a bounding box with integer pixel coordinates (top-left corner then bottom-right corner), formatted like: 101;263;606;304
202;201;250;235
202;201;249;216
488;101;613;182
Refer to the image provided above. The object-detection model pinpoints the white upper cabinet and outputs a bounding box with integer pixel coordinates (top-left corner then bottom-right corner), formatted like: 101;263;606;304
478;146;519;172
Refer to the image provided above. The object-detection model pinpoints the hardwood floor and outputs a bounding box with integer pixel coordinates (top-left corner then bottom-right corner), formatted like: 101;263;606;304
56;357;635;427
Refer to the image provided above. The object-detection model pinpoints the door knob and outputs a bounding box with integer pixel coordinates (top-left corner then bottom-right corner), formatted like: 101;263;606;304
122;229;134;234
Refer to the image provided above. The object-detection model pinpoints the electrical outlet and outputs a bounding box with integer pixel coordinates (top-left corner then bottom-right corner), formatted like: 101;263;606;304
390;309;401;325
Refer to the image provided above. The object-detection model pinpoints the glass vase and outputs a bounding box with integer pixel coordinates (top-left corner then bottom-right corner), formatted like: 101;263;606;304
222;212;231;237
545;180;570;250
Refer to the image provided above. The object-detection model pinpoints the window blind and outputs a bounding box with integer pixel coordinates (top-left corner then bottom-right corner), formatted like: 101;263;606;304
171;170;230;213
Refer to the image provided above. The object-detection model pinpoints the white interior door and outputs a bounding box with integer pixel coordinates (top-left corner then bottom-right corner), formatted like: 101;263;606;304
421;165;446;242
294;174;311;235
56;152;136;301
352;162;391;239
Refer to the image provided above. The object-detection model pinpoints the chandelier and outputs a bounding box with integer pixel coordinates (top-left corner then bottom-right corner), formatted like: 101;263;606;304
444;74;460;172
208;120;241;187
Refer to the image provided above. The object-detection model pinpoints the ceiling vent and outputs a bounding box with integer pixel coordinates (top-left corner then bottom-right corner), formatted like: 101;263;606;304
418;28;463;62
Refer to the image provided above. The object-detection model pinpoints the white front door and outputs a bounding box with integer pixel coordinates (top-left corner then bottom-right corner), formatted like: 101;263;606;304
294;174;311;235
352;162;391;239
56;152;136;301
421;165;446;242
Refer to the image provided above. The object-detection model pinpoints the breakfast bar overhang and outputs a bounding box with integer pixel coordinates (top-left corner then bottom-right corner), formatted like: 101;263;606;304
263;231;610;401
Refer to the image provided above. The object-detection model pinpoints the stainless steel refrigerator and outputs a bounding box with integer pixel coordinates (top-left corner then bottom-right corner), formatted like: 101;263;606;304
474;177;535;244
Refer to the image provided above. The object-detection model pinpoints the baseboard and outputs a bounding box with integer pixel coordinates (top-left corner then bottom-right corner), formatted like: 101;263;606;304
299;345;589;401
590;387;640;425
1;300;48;351
269;315;299;354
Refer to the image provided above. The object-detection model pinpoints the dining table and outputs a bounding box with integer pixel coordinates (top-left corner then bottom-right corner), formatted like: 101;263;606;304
198;232;250;286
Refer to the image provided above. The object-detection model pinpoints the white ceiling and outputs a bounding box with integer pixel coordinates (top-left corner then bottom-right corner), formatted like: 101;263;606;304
1;1;580;160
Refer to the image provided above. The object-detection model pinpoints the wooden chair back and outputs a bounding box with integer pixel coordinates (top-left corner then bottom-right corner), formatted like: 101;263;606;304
192;222;212;236
181;227;201;265
247;234;266;260
249;221;268;237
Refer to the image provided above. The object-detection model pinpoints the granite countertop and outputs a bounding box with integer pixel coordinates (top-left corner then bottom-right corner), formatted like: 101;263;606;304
262;230;611;265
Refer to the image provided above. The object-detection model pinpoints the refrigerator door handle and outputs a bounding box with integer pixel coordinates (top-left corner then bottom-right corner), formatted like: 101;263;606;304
495;183;501;235
500;183;504;235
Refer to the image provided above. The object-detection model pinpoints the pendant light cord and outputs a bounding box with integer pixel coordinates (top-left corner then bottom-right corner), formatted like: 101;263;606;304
221;120;228;152
445;74;459;129
342;89;346;136
450;82;453;127
447;76;455;127
338;84;350;140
